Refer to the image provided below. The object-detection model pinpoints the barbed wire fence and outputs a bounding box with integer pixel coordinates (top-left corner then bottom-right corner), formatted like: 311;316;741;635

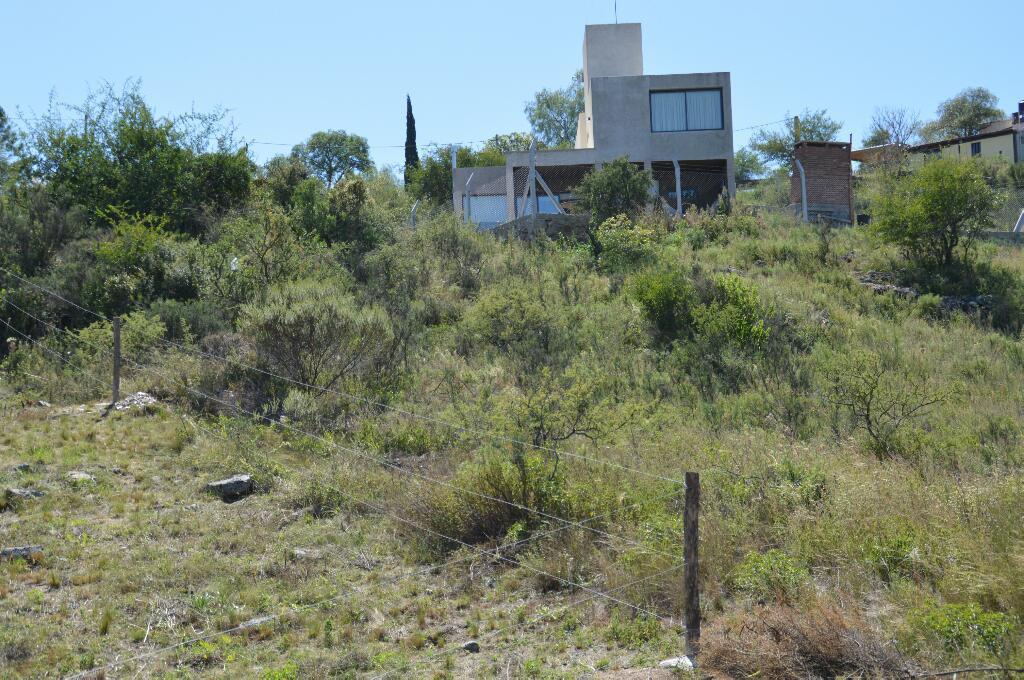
0;272;705;678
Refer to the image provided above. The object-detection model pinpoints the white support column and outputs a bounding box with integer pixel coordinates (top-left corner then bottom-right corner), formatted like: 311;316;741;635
505;163;515;221
528;141;539;218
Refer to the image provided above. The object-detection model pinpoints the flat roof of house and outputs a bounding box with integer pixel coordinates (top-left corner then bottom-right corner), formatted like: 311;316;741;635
795;141;851;149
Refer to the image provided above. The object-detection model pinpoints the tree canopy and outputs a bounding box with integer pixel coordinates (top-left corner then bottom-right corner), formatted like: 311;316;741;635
291;130;371;188
749;110;843;169
733;147;766;183
921;87;1004;142
25;82;252;235
524;71;584;148
483;132;543;154
406;144;505;205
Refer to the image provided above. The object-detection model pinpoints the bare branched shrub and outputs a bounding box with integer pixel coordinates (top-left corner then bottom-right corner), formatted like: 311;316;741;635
825;349;958;459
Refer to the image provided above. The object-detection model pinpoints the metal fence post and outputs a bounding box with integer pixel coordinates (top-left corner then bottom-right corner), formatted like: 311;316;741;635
464;172;475;224
112;316;121;405
528;140;538;238
451;144;458;215
795;157;809;223
684;471;701;657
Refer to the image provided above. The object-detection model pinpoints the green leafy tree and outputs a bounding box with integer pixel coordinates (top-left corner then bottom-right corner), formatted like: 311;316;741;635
407;145;505;205
263;155;310;208
874;158;998;269
404;95;419;187
483;132;543;154
750;109;843;169
573;157;652;239
291;130;371;188
200;196;325;315
921;87;1004;141
524;71;584;148
28;82;252;235
733;147;766;183
0;105;27;185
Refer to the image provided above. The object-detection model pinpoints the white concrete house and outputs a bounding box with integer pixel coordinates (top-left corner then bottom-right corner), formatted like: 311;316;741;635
454;23;736;229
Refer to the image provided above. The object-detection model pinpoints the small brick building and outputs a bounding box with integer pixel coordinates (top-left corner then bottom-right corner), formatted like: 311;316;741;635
790;141;853;223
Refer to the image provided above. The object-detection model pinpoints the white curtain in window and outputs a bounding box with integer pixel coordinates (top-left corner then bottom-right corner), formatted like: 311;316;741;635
686;90;722;130
651;92;686;132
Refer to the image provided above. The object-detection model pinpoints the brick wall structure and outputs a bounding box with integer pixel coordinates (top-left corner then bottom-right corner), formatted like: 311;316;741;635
790;141;853;222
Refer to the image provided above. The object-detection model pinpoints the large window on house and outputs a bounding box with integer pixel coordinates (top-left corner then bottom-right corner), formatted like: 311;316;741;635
970;142;981;157
650;89;723;132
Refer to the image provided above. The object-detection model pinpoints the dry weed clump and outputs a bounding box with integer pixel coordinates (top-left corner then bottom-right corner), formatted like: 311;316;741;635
701;600;915;679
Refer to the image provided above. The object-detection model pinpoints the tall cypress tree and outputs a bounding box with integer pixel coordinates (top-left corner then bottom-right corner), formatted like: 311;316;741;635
404;95;419;187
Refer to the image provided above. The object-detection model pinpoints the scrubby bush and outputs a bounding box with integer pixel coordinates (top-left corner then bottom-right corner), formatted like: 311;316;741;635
148;298;230;341
75;311;166;365
681;208;760;250
907;603;1019;667
459;284;573;376
731;549;808;604
627;267;696;344
593;214;659;272
573;157;653;250
238;278;394;395
702;600;912;679
874;158;997;269
411;450;573;549
864;525;931;585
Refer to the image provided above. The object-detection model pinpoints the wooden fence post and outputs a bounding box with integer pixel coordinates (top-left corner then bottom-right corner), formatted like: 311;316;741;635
112;316;121;405
684;471;700;656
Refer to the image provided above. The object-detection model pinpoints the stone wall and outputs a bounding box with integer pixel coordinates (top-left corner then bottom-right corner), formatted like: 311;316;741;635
492;214;591;241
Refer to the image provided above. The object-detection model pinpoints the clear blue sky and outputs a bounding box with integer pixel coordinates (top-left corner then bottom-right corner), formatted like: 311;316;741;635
5;0;1017;172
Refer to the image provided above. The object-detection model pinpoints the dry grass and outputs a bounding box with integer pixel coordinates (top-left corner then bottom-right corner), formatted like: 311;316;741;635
702;599;916;679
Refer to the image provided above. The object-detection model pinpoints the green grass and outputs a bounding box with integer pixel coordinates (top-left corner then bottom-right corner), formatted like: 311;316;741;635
3;213;1024;676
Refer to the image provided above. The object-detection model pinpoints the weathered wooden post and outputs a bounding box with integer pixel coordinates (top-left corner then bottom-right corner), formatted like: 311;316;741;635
111;315;121;405
684;471;700;656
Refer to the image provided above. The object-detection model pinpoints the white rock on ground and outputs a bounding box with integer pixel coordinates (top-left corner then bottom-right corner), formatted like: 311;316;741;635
658;656;695;670
114;392;157;411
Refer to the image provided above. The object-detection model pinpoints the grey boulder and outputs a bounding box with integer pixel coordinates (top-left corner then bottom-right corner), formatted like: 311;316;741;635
1;545;43;561
206;474;254;502
5;488;44;501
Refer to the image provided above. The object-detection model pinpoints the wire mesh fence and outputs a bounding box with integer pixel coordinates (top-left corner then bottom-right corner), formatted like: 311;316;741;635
997;186;1024;232
456;151;732;234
